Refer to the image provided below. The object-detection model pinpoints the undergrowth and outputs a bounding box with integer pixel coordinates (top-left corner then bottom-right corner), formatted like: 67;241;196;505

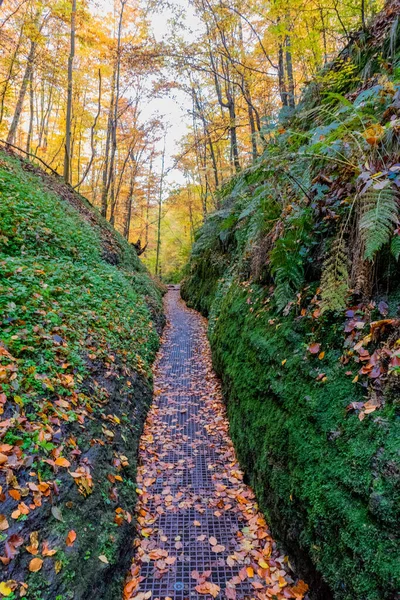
182;8;400;600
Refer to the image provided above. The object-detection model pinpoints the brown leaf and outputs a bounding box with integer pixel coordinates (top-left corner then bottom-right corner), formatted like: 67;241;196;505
195;582;220;597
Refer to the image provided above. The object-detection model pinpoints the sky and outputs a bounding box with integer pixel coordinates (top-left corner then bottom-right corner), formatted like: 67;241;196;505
143;0;203;187
93;0;203;188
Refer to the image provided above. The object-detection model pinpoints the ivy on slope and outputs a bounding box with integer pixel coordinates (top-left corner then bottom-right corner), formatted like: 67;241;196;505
182;9;400;600
0;151;163;599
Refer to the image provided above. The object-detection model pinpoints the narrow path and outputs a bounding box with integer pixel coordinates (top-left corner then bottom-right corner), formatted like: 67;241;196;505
124;289;308;600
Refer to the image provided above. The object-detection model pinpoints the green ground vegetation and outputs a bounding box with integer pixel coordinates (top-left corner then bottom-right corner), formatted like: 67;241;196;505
0;150;163;599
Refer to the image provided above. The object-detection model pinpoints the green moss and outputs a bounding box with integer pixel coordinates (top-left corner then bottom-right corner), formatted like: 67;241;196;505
182;16;400;596
208;282;400;599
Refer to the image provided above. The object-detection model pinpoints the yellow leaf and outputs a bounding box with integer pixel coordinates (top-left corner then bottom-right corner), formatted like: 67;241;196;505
0;582;12;596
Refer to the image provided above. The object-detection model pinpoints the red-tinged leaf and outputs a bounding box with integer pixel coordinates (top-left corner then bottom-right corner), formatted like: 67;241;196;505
8;535;23;548
308;343;320;355
390;355;400;367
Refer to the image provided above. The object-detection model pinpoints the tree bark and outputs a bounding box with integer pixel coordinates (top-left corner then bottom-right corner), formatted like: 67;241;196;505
285;34;295;109
64;0;76;184
155;138;166;277
7;37;37;144
26;70;34;153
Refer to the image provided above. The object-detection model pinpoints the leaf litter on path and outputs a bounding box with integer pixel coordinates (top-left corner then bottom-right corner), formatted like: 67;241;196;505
124;290;309;600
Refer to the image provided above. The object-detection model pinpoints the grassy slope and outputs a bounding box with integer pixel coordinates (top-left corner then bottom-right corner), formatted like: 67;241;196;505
0;150;164;600
182;7;400;600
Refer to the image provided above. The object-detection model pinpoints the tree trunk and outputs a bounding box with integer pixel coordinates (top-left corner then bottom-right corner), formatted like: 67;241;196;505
106;0;127;223
155;139;166;277
228;99;240;172
64;0;76;184
285;34;295;109
124;169;135;240
278;43;288;107
26;70;34;154
7;38;37;144
145;155;153;246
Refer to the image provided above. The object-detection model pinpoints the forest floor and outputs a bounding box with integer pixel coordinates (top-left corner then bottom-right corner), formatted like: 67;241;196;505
123;288;309;600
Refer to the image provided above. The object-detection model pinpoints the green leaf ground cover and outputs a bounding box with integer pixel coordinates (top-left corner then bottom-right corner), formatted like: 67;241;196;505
0;150;163;599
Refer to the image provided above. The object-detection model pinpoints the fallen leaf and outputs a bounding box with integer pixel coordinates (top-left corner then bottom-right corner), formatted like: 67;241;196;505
55;457;71;468
51;506;64;522
0;516;9;531
29;557;43;572
0;582;12;596
99;555;109;564
195;582;220;597
66;530;76;547
308;343;321;355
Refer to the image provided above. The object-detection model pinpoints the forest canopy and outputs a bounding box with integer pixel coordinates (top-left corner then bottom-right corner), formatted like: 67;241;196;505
0;0;384;280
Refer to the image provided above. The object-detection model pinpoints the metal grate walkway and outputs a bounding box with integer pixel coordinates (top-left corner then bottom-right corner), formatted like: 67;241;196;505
125;288;308;600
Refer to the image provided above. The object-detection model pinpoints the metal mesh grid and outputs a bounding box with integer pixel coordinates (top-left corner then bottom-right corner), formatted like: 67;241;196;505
132;288;285;600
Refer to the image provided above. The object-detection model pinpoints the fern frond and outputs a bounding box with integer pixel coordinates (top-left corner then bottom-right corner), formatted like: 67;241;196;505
320;236;349;313
391;235;400;260
274;279;294;312
359;186;398;260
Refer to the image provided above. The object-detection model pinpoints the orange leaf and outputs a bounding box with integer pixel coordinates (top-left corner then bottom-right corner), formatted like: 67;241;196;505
66;530;76;547
9;490;21;501
246;566;254;578
55;457;71;468
29;557;43;572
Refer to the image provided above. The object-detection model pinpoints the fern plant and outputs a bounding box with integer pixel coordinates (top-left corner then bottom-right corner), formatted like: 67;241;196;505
359;185;399;260
270;235;305;311
391;234;400;260
320;235;349;313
